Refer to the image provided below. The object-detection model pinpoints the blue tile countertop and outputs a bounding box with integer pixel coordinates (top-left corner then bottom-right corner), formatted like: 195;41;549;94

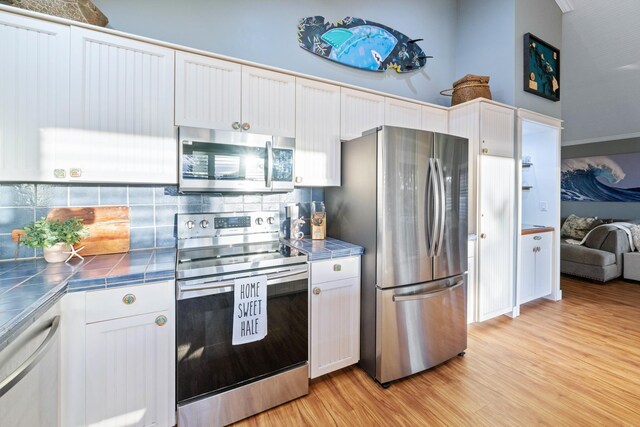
0;248;175;351
283;237;364;261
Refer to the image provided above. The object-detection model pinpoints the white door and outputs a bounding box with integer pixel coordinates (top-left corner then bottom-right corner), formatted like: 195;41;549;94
340;88;385;140
519;234;537;304
175;51;241;130
85;311;174;427
535;232;553;298
478;155;515;321
384;97;422;129
480;103;515;158
295;78;341;186
310;277;360;378
241;66;295;137
421;105;448;133
69;27;176;184
0;12;69;182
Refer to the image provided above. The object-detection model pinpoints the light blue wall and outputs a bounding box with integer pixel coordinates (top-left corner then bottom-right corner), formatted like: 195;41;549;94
455;0;515;106
93;0;457;105
561;1;640;144
514;0;562;119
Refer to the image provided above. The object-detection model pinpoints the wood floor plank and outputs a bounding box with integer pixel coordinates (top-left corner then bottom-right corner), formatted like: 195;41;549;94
233;276;640;426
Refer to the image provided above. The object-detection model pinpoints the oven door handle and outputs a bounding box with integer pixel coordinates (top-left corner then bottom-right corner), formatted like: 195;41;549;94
177;268;309;300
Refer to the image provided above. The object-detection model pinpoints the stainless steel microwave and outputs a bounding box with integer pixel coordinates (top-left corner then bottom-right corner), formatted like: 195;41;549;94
178;127;295;193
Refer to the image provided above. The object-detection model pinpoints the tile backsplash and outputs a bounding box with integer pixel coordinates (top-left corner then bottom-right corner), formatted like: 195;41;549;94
0;184;324;261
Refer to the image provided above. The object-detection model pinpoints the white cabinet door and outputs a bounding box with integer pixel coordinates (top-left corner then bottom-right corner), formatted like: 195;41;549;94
340;88;384;140
421;105;448;133
519;234;537;304
295;78;341;187
241;66;295;138
535;232;553;298
480;103;515;158
384;97;422;130
478;156;515;321
175;51;241;130
69;27;176;184
85;311;174;427
0;12;69;182
467;239;476;323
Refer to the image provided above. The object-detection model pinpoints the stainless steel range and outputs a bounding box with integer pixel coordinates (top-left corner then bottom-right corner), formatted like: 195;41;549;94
175;211;309;427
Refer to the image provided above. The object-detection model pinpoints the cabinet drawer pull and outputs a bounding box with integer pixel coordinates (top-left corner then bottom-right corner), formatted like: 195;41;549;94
155;315;168;326
232;121;241;130
242;122;251;131
122;294;136;305
313;287;321;295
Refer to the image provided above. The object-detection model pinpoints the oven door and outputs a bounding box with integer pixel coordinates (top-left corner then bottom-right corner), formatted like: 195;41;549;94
176;264;308;405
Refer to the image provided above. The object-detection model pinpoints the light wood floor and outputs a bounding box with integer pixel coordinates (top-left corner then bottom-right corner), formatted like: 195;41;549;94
235;276;640;426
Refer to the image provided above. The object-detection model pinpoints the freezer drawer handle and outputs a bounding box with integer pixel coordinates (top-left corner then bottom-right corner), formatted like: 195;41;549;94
0;316;60;398
392;280;464;302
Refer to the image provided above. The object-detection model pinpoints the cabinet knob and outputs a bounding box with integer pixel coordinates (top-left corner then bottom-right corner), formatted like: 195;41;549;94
333;264;342;272
53;169;66;179
242;122;251;131
155;315;168;327
232;121;241;130
313;287;321;295
122;294;136;305
70;168;82;178
295;176;303;184
480;233;487;239
482;148;489;154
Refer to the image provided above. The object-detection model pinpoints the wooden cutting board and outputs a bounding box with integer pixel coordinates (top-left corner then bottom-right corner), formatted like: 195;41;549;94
46;206;130;256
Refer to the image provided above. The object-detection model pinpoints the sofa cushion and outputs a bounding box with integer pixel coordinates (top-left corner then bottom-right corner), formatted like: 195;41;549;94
584;226;614;249
561;214;596;239
631;224;640;250
560;242;616;266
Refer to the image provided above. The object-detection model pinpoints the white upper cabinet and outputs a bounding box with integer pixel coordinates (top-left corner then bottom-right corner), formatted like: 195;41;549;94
384;97;422;130
480;102;515;157
340;88;384;140
421;105;449;133
69;27;177;184
241;66;296;137
175;51;241;130
0;12;69;182
295;78;341;187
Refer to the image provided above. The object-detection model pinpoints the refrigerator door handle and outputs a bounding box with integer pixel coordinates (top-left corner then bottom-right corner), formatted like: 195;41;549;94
434;158;446;256
428;158;439;257
392;280;464;302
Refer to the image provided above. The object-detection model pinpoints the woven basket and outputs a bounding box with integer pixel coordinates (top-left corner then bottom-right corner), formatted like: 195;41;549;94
440;74;492;106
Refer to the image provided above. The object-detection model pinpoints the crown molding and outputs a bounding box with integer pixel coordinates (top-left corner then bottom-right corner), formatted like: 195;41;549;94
555;0;575;13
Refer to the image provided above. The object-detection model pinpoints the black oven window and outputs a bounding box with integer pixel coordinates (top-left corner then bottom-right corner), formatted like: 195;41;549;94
182;141;267;181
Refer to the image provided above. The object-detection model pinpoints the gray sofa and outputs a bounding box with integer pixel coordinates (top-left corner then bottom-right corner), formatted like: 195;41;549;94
560;225;631;282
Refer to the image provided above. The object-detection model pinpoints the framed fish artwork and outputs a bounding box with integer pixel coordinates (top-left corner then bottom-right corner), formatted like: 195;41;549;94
298;16;431;73
561;154;640;202
524;33;560;101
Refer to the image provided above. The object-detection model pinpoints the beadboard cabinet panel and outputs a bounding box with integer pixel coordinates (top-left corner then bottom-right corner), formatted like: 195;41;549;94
295;78;341;186
0;12;69;182
384;97;422;130
175;51;242;130
241;66;296;138
480;103;515;158
421;105;449;133
340;88;385;141
69;27;177;184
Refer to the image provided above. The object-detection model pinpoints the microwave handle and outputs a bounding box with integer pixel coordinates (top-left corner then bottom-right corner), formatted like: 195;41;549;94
266;140;273;187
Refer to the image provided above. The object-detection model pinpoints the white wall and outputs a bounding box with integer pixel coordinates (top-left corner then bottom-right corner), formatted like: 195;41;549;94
561;0;640;144
93;0;457;105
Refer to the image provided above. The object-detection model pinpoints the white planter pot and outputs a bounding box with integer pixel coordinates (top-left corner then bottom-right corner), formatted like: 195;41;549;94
43;242;71;263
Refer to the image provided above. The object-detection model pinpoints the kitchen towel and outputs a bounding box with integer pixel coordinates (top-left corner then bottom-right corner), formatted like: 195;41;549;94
232;275;268;345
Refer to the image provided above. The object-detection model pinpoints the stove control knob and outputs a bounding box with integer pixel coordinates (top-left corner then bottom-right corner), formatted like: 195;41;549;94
255;217;264;225
185;220;195;230
200;220;210;229
267;217;275;225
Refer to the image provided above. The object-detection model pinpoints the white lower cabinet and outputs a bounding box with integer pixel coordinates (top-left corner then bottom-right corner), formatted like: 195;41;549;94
467;239;476;323
309;256;361;379
62;281;175;427
519;232;553;304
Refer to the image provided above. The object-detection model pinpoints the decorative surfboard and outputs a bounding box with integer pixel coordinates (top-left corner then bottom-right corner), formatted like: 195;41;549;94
298;16;431;73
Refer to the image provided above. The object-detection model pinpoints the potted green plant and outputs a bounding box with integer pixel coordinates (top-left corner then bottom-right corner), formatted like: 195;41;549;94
21;218;89;263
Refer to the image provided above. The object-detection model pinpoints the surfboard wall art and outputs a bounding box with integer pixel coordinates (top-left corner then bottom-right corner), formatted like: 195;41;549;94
561;154;640;202
298;16;431;73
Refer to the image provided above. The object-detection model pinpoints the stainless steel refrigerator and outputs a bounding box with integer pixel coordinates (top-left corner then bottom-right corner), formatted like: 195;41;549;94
326;126;468;386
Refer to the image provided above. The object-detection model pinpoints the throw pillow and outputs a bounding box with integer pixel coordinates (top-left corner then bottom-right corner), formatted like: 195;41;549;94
630;225;640;251
561;214;596;240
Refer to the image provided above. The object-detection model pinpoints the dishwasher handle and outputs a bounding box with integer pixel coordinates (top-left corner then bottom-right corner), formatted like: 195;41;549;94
0;316;60;398
392;280;464;302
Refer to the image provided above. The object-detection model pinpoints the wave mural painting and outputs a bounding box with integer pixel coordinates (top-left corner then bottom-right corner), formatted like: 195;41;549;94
561;154;640;202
